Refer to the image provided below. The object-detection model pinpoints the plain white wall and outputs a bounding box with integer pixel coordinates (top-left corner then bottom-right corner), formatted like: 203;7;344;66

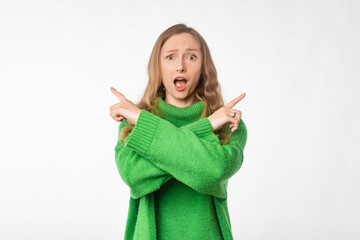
1;0;359;239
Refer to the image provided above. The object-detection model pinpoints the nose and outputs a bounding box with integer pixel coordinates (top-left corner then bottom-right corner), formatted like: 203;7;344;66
177;59;185;72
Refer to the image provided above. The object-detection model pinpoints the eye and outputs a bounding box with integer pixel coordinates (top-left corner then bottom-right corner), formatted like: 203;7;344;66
188;55;196;60
166;55;174;60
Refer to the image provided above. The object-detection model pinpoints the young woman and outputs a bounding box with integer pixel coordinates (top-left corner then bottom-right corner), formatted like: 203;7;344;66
109;23;247;240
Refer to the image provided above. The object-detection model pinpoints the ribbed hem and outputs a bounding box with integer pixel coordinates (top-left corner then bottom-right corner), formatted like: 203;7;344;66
124;110;161;157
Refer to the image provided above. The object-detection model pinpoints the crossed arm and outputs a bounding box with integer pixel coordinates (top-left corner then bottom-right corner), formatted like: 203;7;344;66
114;109;247;199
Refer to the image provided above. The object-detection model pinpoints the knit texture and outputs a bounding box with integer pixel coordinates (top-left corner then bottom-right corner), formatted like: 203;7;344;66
114;96;247;240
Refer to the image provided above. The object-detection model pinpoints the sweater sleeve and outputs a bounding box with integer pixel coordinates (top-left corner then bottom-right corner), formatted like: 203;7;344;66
114;117;224;199
123;109;248;199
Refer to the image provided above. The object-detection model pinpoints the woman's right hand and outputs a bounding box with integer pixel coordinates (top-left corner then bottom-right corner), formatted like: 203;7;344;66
207;93;246;133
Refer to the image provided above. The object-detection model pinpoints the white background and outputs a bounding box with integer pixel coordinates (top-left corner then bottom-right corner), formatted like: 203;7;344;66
1;0;359;239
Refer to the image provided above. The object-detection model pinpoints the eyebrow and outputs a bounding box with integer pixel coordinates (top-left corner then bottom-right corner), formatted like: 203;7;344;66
165;48;200;53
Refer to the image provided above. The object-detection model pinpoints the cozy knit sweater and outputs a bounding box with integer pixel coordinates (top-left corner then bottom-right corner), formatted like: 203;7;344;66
114;96;247;240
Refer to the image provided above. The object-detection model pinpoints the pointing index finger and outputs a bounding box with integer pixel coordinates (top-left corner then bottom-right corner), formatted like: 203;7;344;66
110;87;126;101
225;93;246;109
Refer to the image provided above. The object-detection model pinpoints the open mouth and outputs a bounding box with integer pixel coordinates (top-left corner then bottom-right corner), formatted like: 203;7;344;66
173;77;187;91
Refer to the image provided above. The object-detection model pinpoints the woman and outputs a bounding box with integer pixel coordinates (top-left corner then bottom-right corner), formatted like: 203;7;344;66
109;23;247;240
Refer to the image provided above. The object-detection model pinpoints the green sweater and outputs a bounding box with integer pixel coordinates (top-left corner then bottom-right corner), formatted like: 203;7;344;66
114;96;247;240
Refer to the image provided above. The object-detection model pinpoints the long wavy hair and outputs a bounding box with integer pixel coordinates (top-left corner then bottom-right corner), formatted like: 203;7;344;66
119;23;232;145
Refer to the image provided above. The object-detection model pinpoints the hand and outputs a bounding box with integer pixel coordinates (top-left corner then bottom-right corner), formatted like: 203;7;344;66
207;93;246;133
109;87;142;125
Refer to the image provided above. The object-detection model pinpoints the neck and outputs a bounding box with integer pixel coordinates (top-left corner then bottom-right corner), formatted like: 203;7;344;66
156;96;204;127
164;94;198;108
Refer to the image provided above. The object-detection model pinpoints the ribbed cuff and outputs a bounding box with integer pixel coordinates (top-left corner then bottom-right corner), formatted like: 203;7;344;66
184;117;216;139
185;118;220;143
124;110;161;157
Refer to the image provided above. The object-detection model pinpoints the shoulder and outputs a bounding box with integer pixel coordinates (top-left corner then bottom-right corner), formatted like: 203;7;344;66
118;119;133;131
228;118;247;147
238;118;247;132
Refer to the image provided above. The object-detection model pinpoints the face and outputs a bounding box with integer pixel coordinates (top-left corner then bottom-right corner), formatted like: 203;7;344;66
160;33;202;107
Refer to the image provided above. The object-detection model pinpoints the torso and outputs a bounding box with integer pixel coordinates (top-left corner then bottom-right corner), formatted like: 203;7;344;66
154;178;223;239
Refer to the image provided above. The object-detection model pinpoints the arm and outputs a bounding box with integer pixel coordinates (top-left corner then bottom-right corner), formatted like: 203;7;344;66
123;110;248;199
115;120;171;199
114;117;223;199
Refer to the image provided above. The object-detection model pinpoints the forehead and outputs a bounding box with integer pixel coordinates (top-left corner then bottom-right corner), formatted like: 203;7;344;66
162;33;201;52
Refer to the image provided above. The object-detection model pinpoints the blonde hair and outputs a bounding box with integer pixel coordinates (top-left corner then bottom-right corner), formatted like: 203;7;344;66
120;23;232;145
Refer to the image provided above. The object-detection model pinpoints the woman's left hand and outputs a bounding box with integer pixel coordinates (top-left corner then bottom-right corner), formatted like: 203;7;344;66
109;87;142;125
207;93;245;133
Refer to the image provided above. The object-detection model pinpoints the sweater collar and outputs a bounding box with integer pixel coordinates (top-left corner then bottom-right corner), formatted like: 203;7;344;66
156;96;205;126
